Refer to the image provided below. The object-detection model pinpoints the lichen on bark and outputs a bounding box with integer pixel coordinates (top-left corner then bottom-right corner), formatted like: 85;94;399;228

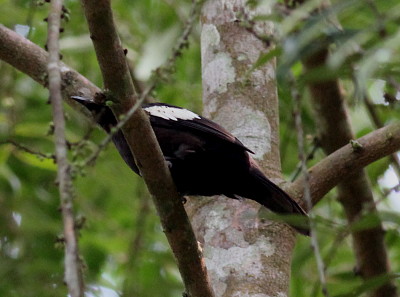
185;0;296;296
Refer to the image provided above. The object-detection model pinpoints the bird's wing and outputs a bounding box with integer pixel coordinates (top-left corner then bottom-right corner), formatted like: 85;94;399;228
179;117;254;153
144;103;254;154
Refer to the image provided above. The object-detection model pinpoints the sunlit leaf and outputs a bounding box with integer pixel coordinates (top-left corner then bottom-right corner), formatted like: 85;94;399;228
13;151;56;171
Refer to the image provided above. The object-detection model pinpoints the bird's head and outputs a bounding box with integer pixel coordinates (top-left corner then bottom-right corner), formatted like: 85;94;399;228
71;95;117;132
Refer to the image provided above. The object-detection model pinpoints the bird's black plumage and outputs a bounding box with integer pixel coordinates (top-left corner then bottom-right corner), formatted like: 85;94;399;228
72;96;309;235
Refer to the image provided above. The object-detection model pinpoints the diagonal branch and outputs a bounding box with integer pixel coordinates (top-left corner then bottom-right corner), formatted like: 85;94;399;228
81;0;202;168
80;1;214;297
0;20;214;297
2;19;400;297
0;24;100;115
290;121;400;206
281;0;397;294
303;46;397;297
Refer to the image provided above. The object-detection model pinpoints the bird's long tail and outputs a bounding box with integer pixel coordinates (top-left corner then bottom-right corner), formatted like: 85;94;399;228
242;162;310;236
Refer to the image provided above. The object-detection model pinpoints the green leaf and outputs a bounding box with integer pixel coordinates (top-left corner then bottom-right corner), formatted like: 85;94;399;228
14;151;56;171
249;47;282;73
333;273;400;297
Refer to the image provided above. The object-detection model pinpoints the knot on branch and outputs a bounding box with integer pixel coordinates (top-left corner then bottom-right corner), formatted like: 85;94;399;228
350;139;364;152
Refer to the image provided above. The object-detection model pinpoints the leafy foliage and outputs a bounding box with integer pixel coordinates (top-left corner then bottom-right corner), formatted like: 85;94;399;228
0;0;399;296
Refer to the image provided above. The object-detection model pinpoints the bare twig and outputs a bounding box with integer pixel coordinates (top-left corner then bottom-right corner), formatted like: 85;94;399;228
291;138;319;181
0;139;55;160
69;123;98;161
47;1;84;296
383;183;400;197
81;91;144;167
290;75;330;297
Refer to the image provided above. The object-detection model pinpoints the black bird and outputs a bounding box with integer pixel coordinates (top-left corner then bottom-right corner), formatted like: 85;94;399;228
72;96;309;235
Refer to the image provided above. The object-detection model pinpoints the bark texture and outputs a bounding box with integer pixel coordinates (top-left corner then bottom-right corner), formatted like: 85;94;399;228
81;1;214;296
304;49;397;297
2;19;400;297
0;25;99;117
186;1;296;296
47;1;85;296
290;122;400;206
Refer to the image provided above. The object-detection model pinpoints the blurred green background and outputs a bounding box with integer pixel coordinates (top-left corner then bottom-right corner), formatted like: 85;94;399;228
0;0;399;296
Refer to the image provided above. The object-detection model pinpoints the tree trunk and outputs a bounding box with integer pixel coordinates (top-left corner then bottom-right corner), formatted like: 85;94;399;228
185;1;297;296
304;49;397;297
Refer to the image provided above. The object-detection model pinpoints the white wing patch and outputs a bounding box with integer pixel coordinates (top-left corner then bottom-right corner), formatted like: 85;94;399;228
144;105;201;121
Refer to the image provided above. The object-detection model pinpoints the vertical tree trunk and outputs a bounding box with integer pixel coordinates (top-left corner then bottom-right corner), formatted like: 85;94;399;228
304;49;397;297
186;1;297;296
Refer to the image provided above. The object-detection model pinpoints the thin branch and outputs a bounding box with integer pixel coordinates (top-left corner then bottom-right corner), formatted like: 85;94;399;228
80;74;157;169
0;139;55;160
290;138;319;182
69;123;98;161
47;1;84;296
290;75;330;297
383;183;400;197
80;1;214;297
